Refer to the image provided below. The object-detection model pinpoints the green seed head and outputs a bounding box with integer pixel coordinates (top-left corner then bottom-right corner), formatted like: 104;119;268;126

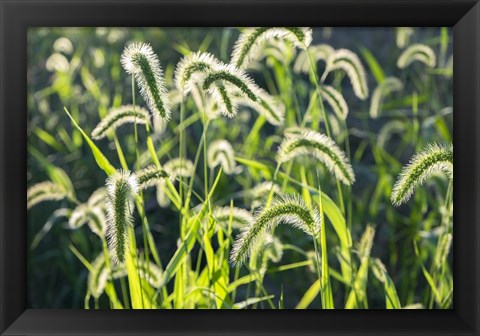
135;165;169;190
397;44;436;69
91;105;149;140
121;42;171;120
213;206;254;230
325;49;369;100
277;129;355;185
391;143;453;206
27;181;66;209
230;194;321;266
231;27;312;69
106;170;138;264
207;139;237;175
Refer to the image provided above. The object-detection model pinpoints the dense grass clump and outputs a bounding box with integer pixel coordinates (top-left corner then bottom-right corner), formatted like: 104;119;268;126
27;27;453;309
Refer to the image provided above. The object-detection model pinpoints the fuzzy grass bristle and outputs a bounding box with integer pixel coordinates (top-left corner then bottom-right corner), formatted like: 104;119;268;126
121;42;171;120
277;129;355;185
105;170;138;264
231;27;312;69
207;139;237;175
369;77;403;119
391;143;453;206
91;105;149;140
397;44;436;69
230;194;321;266
325;49;369;100
27;181;66;209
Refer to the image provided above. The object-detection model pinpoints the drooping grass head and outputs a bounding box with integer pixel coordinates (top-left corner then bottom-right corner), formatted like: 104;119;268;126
105;170;138;264
277;129;355;185
91;105;149;140
174;51;223;94
207;139;237;175
230;194;321;266
27;181;66;209
391;143;453;206
397;44;436;69
231;27;313;69
325;49;369;100
121;42;171;120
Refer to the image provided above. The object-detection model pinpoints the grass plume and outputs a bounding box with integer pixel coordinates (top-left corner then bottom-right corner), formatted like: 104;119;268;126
208;139;237;175
27;181;66;209
397;44;436;69
230;194;321;266
231;27;312;69
325;49;369;100
391;143;453;206
135;165;169;190
213;206;254;230
320;85;349;120
105;170;138;264
277;129;355;185
91;105;149;140
121;42;170;120
369;77;403;119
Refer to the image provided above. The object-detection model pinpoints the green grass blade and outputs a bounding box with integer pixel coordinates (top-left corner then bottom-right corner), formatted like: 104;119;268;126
64;107;116;176
360;47;385;84
159;168;223;288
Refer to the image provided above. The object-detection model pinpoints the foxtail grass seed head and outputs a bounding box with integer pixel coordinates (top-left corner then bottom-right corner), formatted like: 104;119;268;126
371;258;388;283
249;233;283;273
202;64;260;103
369;77;403;119
135;165;169;190
396;27;414;49
378;120;407;149
434;233;452;270
397;44;436;69
87;206;107;238
277;130;355;185
68;204;90;229
358;225;375;260
121;42;171;120
248;181;281;200
156;180;170;208
53;37;74;55
207;139;237;175
211;82;237;118
136;257;163;288
213;206;254;230
27;181;66;209
46;53;70;73
106;170;138;264
294;44;335;74
320;85;349;120
231;27;312;69
164;158;194;179
88;253;127;298
247;181;282;210
234;87;285;126
87;187;108;208
174;51;223;94
257;39;296;66
230;194;321;266
325;49;369;100
391;143;453;206
91;105;149;140
88;254;109;299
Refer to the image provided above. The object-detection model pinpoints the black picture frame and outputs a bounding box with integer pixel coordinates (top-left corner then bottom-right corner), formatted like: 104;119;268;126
1;0;479;335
